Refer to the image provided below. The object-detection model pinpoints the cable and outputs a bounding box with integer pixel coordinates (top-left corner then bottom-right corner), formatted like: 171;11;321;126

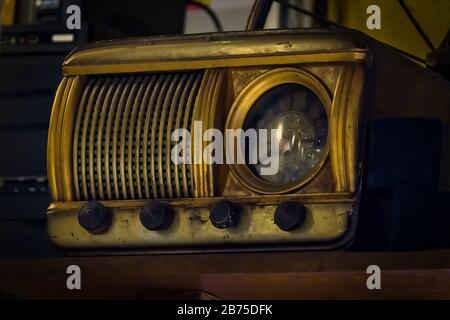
270;0;426;64
274;0;345;28
246;0;273;30
389;45;426;64
398;0;436;52
187;1;223;32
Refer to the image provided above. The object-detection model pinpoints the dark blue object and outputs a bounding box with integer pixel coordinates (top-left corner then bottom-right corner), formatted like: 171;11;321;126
367;118;443;188
355;118;450;250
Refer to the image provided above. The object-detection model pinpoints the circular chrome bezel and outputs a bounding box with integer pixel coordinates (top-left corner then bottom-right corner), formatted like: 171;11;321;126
225;67;332;194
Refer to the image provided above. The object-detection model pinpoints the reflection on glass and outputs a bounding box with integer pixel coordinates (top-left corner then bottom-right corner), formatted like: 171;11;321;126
243;83;328;185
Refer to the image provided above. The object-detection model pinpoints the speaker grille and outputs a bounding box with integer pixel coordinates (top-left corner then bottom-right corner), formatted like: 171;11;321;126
72;72;203;200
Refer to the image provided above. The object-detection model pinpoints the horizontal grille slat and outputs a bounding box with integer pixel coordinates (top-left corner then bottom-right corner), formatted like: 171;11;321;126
73;72;202;200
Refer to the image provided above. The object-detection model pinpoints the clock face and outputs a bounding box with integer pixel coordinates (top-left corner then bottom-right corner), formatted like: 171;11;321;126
243;83;328;184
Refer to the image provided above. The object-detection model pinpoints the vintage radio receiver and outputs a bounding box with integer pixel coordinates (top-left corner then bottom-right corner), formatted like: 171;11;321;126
47;29;450;252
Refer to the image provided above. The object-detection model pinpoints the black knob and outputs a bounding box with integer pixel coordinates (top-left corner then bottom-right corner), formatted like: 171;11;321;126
210;201;239;229
78;201;111;234
140;201;174;231
274;202;307;231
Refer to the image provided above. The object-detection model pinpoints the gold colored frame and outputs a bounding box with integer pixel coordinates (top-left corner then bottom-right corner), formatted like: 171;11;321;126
226;68;332;194
48;76;85;202
191;69;229;198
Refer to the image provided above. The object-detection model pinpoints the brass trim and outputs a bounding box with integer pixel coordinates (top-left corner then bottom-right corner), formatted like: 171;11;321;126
331;69;351;191
191;72;209;197
48;78;68;201
202;70;219;197
330;63;365;192
191;70;226;198
226;67;332;194
61;76;86;202
183;74;202;197
346;65;365;192
49;192;355;210
64;51;367;76
207;70;228;196
65;30;366;65
55;78;74;200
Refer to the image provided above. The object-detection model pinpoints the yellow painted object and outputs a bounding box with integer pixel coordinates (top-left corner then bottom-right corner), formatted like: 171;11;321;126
1;0;16;25
327;0;450;60
191;0;211;7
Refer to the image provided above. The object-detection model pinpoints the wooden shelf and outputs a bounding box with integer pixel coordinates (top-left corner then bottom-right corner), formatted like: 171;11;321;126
1;250;450;299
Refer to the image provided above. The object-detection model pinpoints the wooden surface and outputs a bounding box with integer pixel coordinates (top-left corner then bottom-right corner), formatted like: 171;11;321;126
1;250;450;299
